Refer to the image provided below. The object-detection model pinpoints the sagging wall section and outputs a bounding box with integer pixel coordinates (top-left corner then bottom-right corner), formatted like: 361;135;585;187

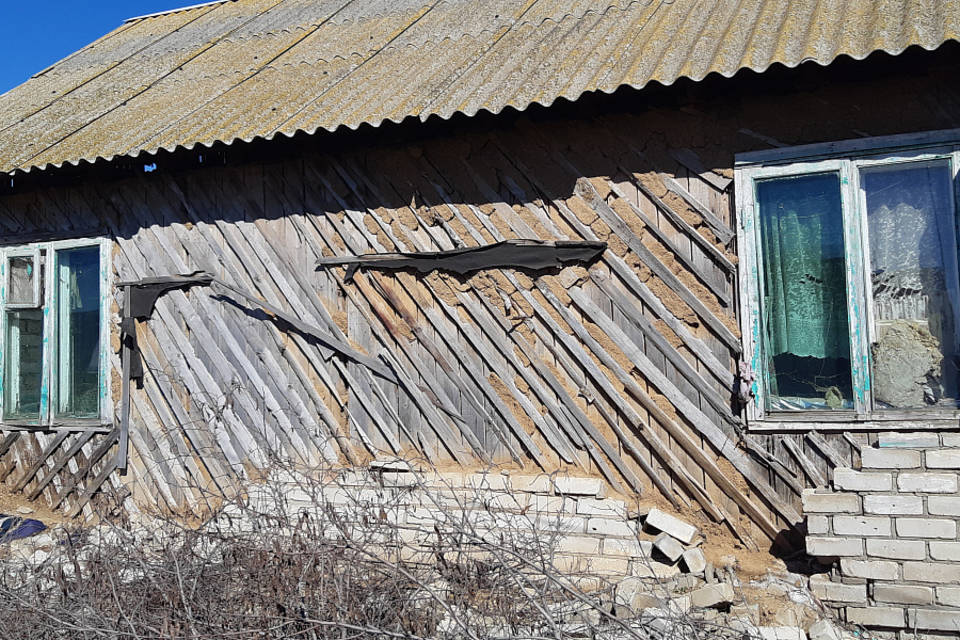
0;48;958;543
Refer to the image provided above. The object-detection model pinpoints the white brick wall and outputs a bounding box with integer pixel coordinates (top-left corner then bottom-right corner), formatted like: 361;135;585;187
806;437;960;633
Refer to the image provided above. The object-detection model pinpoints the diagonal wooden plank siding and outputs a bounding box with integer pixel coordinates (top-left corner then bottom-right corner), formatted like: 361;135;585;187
3;44;959;531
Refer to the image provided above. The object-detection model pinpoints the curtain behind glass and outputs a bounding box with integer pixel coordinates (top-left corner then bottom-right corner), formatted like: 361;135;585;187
757;173;853;410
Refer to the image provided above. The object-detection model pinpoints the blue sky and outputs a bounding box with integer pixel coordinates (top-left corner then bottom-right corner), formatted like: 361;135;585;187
1;2;184;95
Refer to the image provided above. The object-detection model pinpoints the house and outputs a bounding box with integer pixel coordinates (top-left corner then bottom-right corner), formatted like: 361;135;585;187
1;0;960;632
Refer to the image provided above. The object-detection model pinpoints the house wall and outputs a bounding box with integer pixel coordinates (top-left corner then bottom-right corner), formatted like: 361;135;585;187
0;46;958;554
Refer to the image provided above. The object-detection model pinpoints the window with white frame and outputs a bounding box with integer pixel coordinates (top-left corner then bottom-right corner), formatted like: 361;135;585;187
737;132;960;424
0;240;110;426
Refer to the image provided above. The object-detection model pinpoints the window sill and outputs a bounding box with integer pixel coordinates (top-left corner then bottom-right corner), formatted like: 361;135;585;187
0;420;112;433
748;412;960;433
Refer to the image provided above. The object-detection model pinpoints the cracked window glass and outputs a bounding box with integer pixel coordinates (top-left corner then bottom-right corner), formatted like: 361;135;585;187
757;173;853;411
863;160;960;408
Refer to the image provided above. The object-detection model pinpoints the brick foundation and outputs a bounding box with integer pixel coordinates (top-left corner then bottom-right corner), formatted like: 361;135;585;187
805;434;960;635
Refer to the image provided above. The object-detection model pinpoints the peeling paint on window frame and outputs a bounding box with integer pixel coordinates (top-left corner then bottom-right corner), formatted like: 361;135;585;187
736;128;960;432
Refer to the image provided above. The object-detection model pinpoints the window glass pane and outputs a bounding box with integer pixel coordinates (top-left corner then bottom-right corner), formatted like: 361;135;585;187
756;173;853;410
863;160;960;408
56;246;100;418
4;309;43;420
8;255;36;306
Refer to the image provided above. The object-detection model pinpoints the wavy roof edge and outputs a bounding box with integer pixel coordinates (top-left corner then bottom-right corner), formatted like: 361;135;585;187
125;0;238;23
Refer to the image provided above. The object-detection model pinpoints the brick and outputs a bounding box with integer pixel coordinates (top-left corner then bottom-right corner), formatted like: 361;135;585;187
681;547;707;574
903;562;960;584
936;586;960;606
758;627;806;640
929;541;960;561
863;494;923;515
807;536;863;557
833;468;893;491
555;536;601;555
810;575;866;604
877;432;940;448
833;515;891;536
846;606;906;628
553;476;603;496
898;472;958;493
861;449;921;469
896;517;957;539
603;538;652;557
866;538;926;560
807;515;829;535
943;434;960;447
840;558;898;580
586;518;635;537
575;497;627;517
807;619;842;640
653;532;684;562
802;490;861;514
872;583;934;605
926;449;960;469
928;496;960;516
644;508;698;544
689;582;734;608
510;475;552;493
908;609;960;632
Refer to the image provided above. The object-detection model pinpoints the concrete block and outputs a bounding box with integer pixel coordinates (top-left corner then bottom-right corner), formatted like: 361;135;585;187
553;476;603;496
833;468;893;491
586;517;635;537
555;536;601;555
861;449;921;469
833;515;891;536
758;627;807;640
688;582;734;608
807;515;829;535
510;475;552;493
907;609;960;632
603;538;653;557
872;583;934;605
840;558;898;580
802;490;861;514
926;449;960;469
935;586;960;606
866;538;926;560
903;562;960;584
878;432;940;448
863;495;923;515
898;472;958;493
928;496;960;516
807;619;842;640
681;547;707;574
943;433;960;447
575;497;627;517
810;575;866;604
896;517;957;539
846;606;905;628
644;508;698;544
929;541;960;561
633;559;680;579
807;536;864;557
653;532;684;563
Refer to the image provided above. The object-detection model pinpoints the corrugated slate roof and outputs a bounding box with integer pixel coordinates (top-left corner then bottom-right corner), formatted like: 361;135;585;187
1;0;958;174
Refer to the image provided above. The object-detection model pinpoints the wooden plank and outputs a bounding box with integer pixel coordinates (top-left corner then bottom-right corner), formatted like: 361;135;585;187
782;437;827;487
670;148;733;192
28;431;95;500
51;428;118;510
575;178;740;350
13;431;69;492
657;172;734;246
741;435;804;496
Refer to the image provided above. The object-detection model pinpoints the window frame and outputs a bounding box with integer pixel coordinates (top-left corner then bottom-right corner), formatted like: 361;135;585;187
0;238;112;430
736;128;960;431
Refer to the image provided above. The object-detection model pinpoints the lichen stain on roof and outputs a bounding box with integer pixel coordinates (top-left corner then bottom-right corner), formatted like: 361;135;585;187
0;0;957;174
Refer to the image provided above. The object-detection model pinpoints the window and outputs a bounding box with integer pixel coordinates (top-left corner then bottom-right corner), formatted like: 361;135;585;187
736;131;960;427
0;240;110;426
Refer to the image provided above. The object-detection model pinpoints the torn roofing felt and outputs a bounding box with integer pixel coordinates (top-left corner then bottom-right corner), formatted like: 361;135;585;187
315;239;608;282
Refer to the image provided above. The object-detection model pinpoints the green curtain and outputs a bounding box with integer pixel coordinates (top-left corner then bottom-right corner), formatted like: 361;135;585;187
757;173;850;361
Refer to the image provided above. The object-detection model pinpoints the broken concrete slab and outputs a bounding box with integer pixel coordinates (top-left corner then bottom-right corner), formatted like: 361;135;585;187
689;582;734;608
653;532;685;563
644;508;698;544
